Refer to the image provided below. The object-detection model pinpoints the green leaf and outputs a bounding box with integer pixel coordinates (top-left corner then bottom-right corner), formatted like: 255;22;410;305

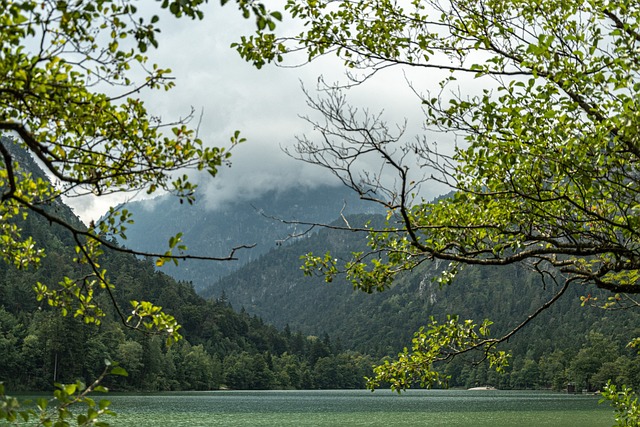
270;11;283;21
63;384;77;395
110;366;128;377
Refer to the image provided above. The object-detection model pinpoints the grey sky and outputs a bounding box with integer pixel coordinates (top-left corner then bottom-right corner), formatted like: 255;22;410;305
66;3;452;222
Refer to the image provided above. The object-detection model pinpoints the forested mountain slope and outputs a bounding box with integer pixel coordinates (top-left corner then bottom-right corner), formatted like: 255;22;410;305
0;144;374;392
0;204;374;391
206;216;640;391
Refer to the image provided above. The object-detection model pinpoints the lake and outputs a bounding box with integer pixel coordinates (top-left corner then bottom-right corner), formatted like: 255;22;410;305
103;389;613;426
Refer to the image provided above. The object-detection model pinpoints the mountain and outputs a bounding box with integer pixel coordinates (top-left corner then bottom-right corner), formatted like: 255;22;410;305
0;140;375;392
204;215;640;390
203;217;578;352
114;184;383;292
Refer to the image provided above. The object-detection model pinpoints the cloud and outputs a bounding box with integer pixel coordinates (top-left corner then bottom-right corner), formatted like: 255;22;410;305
65;3;455;221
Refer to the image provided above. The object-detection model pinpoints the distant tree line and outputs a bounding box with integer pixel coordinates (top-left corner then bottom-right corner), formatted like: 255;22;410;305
0;290;374;392
439;330;640;393
0;268;373;392
4;284;638;393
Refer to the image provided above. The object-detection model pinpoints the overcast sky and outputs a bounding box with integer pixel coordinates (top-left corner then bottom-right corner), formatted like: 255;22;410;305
67;3;452;223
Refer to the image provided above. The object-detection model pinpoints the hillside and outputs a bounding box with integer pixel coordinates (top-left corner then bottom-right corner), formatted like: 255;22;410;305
6;141;634;393
206;215;640;391
116;176;640;391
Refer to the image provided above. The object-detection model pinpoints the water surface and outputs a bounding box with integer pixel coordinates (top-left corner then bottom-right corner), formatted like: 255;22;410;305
105;389;612;426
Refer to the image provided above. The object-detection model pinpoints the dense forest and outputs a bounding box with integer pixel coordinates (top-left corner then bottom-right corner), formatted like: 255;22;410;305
0;229;374;391
205;215;640;393
0;145;373;392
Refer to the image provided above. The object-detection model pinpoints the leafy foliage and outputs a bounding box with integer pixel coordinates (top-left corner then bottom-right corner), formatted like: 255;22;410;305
234;0;640;419
0;0;243;340
0;362;126;427
601;382;640;427
236;0;640;297
0;0;284;423
367;316;509;391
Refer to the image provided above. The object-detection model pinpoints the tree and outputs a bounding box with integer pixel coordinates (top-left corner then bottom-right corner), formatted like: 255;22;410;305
568;331;618;392
180;344;218;390
235;0;640;396
0;0;281;423
1;0;282;343
223;351;275;389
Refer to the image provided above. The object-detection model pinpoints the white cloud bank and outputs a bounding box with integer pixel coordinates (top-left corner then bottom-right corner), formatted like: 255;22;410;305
65;3;453;222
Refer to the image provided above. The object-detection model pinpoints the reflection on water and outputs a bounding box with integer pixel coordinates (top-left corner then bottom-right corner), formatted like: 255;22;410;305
106;389;612;426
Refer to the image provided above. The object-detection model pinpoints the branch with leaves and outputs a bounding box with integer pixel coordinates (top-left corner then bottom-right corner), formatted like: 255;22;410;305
237;0;640;292
235;1;640;412
0;360;127;426
0;0;281;343
0;0;286;425
367;276;571;390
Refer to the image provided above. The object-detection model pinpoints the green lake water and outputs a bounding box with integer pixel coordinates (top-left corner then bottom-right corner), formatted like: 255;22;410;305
102;389;613;426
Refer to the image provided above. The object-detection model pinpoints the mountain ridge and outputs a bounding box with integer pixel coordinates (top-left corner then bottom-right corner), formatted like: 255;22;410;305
114;184;384;291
